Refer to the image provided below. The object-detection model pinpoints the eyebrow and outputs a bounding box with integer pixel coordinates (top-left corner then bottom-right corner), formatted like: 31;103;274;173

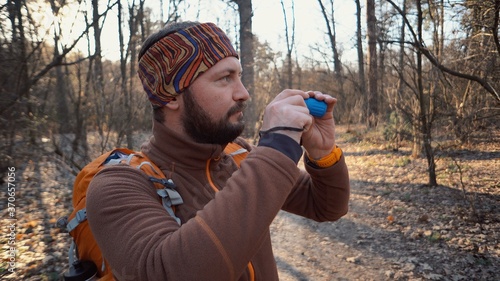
219;68;241;75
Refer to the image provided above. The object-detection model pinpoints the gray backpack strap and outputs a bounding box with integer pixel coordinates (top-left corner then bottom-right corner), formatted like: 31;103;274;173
65;209;87;232
155;178;183;225
69;239;78;265
104;151;184;225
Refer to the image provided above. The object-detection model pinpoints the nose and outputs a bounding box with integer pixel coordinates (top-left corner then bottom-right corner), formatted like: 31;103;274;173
234;79;250;102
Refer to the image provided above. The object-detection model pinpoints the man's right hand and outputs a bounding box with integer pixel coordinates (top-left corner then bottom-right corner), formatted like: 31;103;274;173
260;89;313;143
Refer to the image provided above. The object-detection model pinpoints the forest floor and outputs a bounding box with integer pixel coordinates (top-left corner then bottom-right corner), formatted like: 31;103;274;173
1;125;499;280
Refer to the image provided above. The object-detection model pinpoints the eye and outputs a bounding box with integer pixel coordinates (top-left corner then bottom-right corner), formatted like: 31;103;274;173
219;75;231;83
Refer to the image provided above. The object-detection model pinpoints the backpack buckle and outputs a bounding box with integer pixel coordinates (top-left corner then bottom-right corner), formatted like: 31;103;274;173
149;177;176;189
56;216;68;229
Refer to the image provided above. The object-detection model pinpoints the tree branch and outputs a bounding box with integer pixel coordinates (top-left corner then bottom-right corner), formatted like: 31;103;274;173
30;0;118;86
385;0;500;104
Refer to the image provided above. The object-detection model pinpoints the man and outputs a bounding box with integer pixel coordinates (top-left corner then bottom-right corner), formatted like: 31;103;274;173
86;21;349;281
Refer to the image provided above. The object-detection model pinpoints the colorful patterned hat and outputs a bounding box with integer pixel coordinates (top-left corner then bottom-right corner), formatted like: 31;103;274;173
138;22;239;108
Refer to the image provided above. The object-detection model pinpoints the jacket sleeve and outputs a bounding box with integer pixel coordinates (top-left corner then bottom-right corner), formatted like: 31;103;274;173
281;153;350;222
86;146;302;281
255;133;350;222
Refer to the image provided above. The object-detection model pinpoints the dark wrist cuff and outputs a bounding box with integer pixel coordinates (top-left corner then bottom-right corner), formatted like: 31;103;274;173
258;133;303;164
305;157;321;168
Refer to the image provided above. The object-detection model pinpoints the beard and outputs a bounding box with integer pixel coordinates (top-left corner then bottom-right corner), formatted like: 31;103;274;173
181;89;246;145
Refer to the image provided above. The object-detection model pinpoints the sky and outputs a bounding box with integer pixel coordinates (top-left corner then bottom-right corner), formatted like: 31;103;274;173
103;0;356;63
175;0;359;62
35;0;466;67
39;0;359;64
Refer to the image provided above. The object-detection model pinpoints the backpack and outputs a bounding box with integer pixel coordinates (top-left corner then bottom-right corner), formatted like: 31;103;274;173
58;143;248;280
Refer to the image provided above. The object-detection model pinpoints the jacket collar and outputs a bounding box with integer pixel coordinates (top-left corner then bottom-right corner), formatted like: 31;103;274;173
141;119;225;170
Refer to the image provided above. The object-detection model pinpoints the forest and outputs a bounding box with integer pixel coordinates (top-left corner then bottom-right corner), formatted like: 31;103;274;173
1;0;499;280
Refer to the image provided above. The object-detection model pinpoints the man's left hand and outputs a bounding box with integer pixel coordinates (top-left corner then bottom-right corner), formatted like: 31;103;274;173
301;91;337;159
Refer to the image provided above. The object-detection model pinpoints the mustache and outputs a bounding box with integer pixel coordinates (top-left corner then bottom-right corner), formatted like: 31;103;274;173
227;101;247;116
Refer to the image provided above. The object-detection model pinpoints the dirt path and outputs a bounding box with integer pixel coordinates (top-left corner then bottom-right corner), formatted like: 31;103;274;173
1;131;499;280
272;136;499;280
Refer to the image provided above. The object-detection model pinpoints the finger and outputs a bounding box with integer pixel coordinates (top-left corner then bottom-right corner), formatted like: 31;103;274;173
275;95;310;112
326;97;337;111
275;89;309;101
302;114;314;132
302;118;314;133
306;91;336;104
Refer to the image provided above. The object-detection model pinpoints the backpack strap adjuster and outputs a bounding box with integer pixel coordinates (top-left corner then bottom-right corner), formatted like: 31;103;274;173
155;178;183;225
66;209;87;233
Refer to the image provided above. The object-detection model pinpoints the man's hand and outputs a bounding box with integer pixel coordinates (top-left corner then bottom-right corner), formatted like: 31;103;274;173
260;89;312;143
260;89;337;155
301;91;337;159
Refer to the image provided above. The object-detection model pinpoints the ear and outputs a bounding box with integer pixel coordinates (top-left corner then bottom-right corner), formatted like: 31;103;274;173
165;97;180;111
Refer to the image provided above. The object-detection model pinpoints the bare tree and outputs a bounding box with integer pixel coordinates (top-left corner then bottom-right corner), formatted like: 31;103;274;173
71;54;90;167
117;0;129;147
386;0;500;103
450;0;500;142
394;0;407;151
281;0;295;89
317;0;345;121
348;0;367;129
0;0;113;159
384;0;500;185
366;0;379;127
385;0;438;186
416;1;437;186
115;0;144;148
91;0;108;152
317;0;343;83
4;0;32;146
229;0;256;137
48;0;72;135
354;0;366;117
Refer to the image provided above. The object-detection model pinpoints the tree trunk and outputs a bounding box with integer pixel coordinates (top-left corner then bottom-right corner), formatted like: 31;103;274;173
92;0;108;153
233;0;255;138
281;0;295;89
416;1;437;186
354;0;366;128
366;0;378;127
118;0;134;148
318;0;345;99
11;0;35;144
54;37;71;134
72;55;89;165
395;0;407;151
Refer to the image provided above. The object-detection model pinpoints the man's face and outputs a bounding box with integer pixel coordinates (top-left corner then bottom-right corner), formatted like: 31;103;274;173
181;57;249;145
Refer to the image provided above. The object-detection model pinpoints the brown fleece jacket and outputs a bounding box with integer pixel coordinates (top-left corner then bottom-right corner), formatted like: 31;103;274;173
86;120;350;281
